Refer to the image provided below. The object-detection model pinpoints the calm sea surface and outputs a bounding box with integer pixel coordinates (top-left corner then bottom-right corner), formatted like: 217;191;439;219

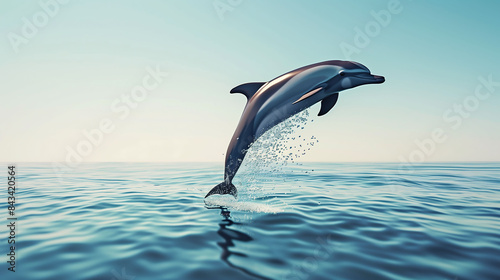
2;162;500;280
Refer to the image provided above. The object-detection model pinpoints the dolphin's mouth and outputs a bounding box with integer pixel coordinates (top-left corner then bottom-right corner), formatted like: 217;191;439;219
353;73;385;84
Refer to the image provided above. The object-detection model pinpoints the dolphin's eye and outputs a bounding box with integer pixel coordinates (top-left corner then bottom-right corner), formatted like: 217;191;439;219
339;71;345;76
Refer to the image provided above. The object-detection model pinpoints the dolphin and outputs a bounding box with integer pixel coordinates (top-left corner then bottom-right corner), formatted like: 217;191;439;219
205;60;384;198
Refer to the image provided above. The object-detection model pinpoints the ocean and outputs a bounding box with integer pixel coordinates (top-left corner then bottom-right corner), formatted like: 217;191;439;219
1;162;499;280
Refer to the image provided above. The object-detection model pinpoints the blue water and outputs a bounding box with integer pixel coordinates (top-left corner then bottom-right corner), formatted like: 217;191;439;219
2;162;500;280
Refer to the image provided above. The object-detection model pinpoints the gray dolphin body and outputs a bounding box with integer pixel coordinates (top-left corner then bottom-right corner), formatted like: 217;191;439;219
205;60;384;198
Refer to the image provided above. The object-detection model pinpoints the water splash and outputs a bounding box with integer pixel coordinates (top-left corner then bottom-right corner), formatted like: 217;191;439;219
234;109;318;200
204;195;284;213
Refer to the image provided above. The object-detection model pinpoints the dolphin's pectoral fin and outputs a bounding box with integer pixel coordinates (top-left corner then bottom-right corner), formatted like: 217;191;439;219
230;82;266;101
318;93;339;116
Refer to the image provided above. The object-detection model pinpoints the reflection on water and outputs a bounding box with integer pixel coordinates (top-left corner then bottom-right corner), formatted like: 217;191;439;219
214;207;272;280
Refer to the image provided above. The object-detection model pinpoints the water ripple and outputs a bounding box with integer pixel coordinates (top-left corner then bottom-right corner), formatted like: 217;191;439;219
5;162;500;280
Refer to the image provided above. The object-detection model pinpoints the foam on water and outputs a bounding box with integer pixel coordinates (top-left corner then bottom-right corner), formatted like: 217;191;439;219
204;195;285;213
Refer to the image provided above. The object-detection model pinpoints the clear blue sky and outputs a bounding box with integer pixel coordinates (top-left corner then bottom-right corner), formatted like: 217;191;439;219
1;0;499;163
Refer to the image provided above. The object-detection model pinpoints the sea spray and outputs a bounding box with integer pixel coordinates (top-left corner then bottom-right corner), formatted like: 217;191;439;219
234;109;319;201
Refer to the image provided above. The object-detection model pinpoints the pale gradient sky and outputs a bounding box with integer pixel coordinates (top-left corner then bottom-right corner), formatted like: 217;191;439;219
1;0;499;164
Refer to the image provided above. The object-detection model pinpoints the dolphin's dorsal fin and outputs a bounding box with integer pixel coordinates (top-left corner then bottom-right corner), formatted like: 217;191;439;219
318;93;339;116
230;82;266;101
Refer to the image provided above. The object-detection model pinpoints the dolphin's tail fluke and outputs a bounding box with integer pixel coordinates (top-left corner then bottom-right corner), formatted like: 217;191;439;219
205;182;237;198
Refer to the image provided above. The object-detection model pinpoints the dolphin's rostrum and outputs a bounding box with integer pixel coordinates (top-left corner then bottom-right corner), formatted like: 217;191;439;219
205;60;385;198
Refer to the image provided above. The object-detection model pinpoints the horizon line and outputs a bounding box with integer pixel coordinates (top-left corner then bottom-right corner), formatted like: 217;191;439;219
2;161;500;164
